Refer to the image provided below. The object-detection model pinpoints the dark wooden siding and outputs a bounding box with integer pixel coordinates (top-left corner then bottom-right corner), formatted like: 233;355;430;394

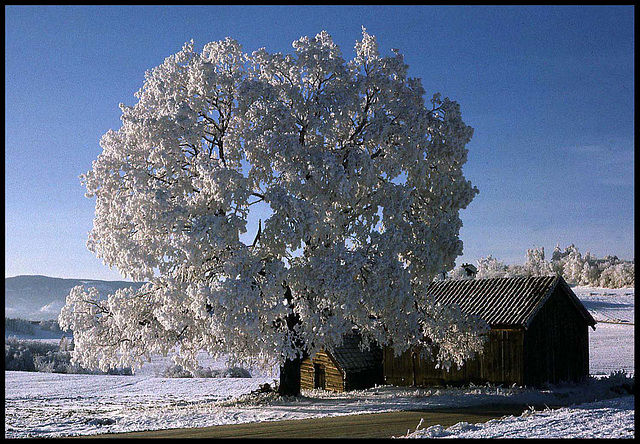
344;364;384;391
523;286;590;385
383;345;416;387
300;351;344;392
477;329;524;385
383;329;524;387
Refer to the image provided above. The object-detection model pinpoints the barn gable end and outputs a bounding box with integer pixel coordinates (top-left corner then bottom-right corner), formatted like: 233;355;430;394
300;332;384;392
523;282;591;385
300;350;345;392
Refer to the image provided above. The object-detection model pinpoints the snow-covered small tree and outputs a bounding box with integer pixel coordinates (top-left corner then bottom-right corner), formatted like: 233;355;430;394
597;262;634;288
445;263;477;280
475;255;509;279
562;245;585;284
613;262;634;288
504;263;526;277
597;265;617;288
523;247;553;277
577;251;599;286
60;29;482;395
445;267;466;280
551;244;587;284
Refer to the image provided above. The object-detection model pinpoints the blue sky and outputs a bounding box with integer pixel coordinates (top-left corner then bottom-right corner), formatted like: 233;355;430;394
5;5;634;281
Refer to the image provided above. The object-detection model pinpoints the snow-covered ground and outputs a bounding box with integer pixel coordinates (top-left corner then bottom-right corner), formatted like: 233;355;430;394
574;286;635;377
4;286;634;438
404;395;635;439
589;322;634;376
574;286;634;324
4;370;634;439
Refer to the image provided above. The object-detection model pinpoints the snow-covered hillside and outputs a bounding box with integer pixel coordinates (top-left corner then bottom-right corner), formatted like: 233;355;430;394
5;275;145;321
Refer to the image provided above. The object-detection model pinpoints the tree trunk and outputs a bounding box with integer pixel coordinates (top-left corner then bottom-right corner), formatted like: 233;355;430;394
278;356;302;396
277;283;304;397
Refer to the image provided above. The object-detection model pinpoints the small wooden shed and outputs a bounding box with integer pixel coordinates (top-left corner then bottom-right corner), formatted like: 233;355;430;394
300;332;384;392
383;276;596;387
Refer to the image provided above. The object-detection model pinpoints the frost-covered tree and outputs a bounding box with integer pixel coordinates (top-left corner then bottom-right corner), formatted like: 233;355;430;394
446;266;470;280
611;263;634;288
59;29;482;395
577;251;598;286
558;244;584;283
475;255;509;279
446;263;477;280
445;244;632;288
596;259;634;288
548;244;635;287
551;243;565;276
523;246;553;277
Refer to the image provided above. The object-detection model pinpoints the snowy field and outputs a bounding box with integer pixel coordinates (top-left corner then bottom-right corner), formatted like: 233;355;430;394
404;395;634;439
574;286;634;324
5;286;634;438
575;286;635;376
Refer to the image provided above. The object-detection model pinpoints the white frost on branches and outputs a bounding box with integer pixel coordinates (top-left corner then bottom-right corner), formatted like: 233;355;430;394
551;244;634;288
60;29;482;375
447;244;634;288
475;255;509;279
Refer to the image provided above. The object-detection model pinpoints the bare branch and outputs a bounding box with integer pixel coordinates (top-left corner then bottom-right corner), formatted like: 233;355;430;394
251;219;262;249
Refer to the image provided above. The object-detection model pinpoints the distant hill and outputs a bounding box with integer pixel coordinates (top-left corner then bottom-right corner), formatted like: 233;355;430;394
5;275;146;321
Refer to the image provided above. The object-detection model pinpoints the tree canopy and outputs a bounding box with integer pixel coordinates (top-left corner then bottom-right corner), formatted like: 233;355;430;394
60;29;483;394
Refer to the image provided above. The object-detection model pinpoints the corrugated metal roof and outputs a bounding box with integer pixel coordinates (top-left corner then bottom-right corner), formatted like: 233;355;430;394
328;333;382;373
427;275;596;328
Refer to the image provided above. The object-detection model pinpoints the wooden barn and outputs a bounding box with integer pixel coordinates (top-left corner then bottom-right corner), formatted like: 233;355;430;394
383;276;597;387
300;332;384;392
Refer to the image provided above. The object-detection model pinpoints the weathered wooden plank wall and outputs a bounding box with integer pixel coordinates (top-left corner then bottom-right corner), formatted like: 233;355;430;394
300;351;344;392
523;286;590;385
383;329;525;387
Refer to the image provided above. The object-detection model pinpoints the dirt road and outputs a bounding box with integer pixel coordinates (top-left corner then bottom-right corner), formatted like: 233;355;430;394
85;403;546;439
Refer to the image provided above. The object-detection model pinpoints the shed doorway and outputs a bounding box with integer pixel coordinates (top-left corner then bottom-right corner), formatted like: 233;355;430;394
314;363;326;389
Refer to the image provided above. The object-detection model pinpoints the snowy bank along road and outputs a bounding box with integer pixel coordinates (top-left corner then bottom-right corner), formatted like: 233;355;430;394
82;404;550;439
6;372;633;439
404;395;634;439
4;286;634;439
80;397;635;439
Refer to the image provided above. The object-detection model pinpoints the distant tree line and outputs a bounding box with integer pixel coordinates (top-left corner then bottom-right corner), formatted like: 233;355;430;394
4;318;63;335
161;363;251;378
4;317;36;335
446;244;634;288
4;319;253;378
4;335;132;374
